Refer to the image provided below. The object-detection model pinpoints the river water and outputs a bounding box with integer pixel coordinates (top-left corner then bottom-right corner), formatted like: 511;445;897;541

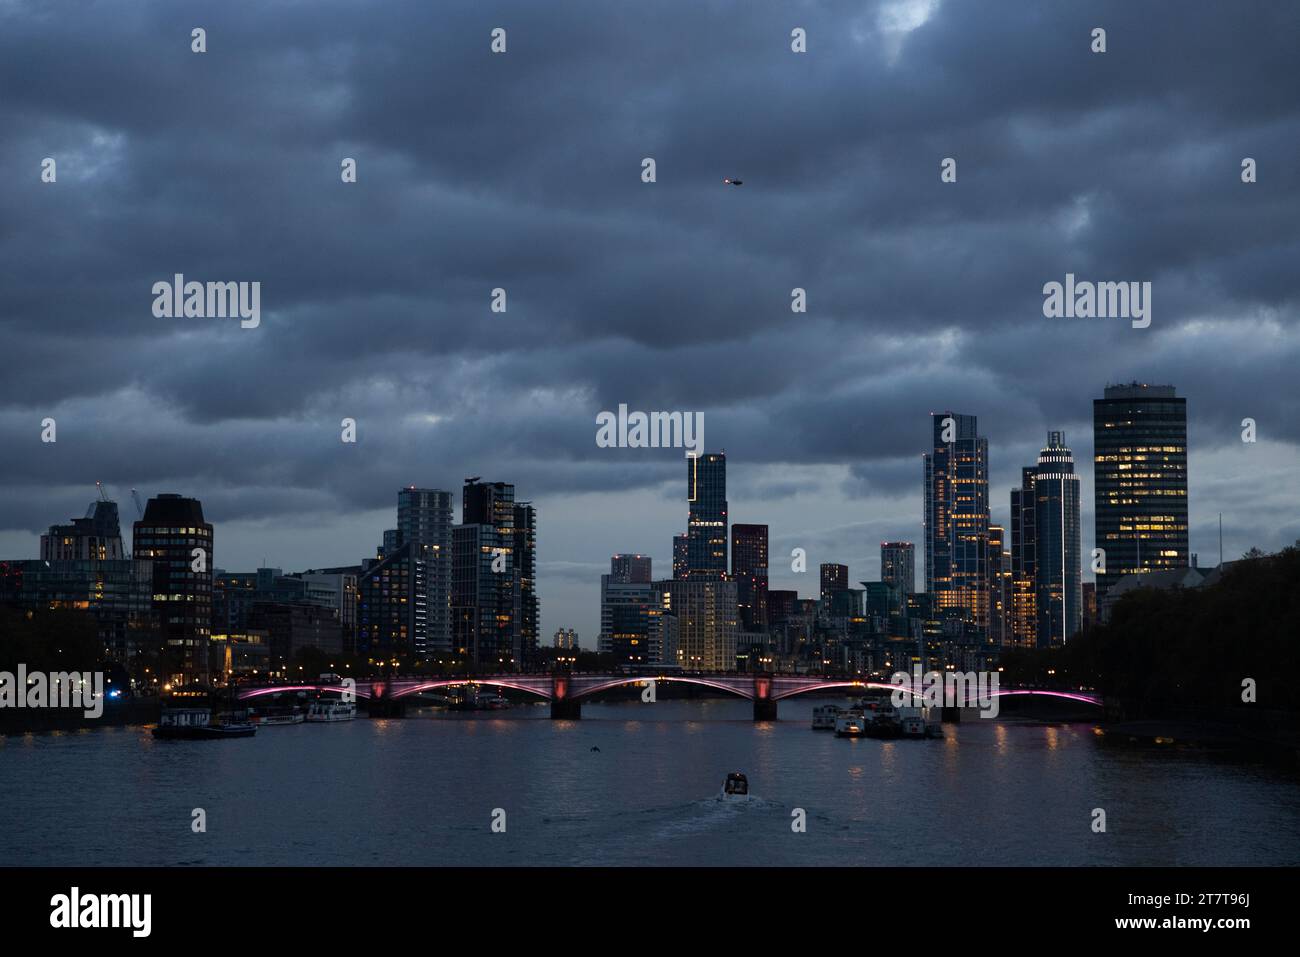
3;697;1298;866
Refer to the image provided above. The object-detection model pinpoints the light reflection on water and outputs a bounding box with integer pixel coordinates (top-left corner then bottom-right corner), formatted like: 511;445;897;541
2;696;1298;866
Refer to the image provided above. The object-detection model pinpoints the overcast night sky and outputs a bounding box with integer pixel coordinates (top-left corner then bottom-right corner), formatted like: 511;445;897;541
1;0;1298;646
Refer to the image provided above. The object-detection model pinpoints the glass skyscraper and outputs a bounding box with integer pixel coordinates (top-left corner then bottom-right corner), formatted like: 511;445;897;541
730;524;768;632
686;453;728;578
599;556;655;664
1009;466;1038;649
453;480;522;667
513;502;538;663
397;487;452;653
1092;383;1189;606
923;412;990;630
1032;432;1082;647
132;494;214;686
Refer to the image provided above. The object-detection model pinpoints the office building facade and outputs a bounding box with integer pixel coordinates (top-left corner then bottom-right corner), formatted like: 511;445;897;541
610;554;652;584
1009;466;1038;649
397;488;453;653
685;453;728;577
513;502;539;662
923;412;990;630
132;494;214;686
819;563;848;603
453;480;522;667
41;500;126;562
730;524;768;633
599;555;654;660
880;541;915;597
357;542;426;657
1093;383;1189;608
1033;432;1082;647
660;577;738;672
987;524;1012;647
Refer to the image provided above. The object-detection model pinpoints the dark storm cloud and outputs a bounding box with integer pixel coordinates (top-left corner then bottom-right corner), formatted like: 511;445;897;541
1;0;1298;636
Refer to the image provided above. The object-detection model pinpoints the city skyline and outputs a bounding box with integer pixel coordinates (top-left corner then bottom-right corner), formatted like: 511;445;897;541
2;382;1279;649
1;1;1298;896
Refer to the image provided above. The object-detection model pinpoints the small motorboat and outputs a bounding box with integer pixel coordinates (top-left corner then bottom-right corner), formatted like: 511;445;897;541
722;772;749;797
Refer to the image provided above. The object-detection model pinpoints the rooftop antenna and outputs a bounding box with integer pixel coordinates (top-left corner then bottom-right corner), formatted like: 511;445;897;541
1219;513;1223;568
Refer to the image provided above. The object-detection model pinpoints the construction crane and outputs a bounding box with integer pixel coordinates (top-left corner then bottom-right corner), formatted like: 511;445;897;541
84;482;104;517
130;488;146;520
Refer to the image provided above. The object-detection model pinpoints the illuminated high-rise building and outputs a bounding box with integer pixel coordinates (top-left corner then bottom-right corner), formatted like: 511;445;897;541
987;525;1012;647
685;453;727;577
1033;432;1082;647
819;563;848;603
923;412;990;629
397;487;453;653
1009;466;1037;649
358;545;426;658
672;534;688;580
731;524;768;632
660;577;738;672
599;555;653;660
453;479;521;667
880;541;915;597
1093;384;1189;609
41;500;125;562
514;502;538;662
132;494;214;686
610;554;652;584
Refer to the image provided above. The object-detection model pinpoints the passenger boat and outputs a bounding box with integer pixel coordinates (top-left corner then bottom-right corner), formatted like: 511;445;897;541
864;715;902;739
901;715;927;738
834;710;869;737
811;704;843;730
896;706;944;739
257;710;305;726
152;707;257;739
860;701;902;739
722;772;749;798
306;698;356;722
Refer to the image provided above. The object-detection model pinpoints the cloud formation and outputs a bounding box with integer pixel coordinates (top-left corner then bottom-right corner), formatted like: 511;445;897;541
2;0;1297;641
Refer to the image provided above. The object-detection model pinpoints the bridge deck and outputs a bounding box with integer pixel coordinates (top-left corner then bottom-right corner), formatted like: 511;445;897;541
236;674;1101;707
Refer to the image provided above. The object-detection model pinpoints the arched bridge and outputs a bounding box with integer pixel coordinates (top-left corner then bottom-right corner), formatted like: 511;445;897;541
237;673;1102;721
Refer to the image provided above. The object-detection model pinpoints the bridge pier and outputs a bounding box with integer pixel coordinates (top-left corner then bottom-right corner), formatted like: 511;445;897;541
752;674;777;722
550;672;580;720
